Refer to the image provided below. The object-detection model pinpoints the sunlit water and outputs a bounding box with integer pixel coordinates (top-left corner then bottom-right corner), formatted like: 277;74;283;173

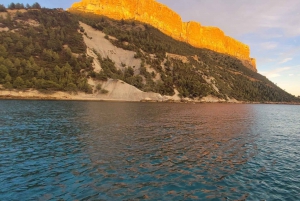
0;101;299;200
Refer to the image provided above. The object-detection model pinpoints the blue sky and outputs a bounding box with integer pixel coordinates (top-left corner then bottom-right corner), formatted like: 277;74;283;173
2;0;299;96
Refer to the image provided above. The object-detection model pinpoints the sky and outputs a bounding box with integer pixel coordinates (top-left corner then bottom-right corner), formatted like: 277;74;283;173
2;0;300;96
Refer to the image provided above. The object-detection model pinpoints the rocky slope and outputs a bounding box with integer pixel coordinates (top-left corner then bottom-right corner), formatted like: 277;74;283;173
69;0;256;71
0;7;298;103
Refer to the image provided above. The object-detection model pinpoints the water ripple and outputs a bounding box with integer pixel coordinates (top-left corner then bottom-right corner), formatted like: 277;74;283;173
0;101;299;200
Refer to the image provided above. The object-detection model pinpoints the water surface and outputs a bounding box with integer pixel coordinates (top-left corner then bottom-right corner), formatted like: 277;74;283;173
0;101;299;200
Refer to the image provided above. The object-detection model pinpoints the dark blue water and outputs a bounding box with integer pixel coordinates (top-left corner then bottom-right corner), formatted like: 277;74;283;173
0;101;299;200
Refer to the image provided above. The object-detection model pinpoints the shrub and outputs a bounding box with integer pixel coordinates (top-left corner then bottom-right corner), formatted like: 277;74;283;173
100;89;109;94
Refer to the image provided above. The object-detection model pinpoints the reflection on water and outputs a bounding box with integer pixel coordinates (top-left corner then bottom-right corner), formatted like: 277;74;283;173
79;103;257;200
0;101;299;200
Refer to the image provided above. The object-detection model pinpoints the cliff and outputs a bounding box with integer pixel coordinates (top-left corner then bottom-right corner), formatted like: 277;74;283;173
69;0;256;71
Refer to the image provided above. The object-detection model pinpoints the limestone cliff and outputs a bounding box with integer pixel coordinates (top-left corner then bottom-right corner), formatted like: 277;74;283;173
69;0;256;71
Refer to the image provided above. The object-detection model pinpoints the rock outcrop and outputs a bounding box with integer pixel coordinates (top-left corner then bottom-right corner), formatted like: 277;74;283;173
69;0;256;71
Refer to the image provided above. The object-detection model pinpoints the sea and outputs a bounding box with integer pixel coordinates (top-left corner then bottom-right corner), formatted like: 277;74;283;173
0;100;299;200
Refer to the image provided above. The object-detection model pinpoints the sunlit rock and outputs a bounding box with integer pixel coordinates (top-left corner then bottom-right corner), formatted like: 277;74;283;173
69;0;256;71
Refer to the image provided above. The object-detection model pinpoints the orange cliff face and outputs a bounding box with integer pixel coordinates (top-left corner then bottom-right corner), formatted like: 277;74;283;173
69;0;257;71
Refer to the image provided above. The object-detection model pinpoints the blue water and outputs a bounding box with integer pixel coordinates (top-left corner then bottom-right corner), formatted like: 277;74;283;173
0;101;299;200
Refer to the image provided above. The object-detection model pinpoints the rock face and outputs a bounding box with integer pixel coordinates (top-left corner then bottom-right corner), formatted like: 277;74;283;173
69;0;256;71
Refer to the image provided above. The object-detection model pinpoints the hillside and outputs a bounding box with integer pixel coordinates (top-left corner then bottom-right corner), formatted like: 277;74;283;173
0;5;93;93
69;0;256;71
0;4;299;103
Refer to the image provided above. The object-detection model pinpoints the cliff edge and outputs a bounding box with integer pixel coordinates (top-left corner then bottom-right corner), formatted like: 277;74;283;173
69;0;256;71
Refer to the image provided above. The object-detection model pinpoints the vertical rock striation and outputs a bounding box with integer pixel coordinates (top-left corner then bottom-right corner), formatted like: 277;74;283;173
69;0;256;71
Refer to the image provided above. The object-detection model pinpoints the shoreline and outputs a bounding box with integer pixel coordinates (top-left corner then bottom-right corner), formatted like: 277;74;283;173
1;92;299;105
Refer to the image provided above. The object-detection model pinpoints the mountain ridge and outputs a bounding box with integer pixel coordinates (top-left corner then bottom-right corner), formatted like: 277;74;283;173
69;0;256;71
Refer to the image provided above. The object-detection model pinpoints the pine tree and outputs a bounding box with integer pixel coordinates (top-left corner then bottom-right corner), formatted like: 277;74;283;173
13;76;25;89
5;74;11;82
8;3;16;9
0;45;7;57
31;2;41;9
15;41;23;51
0;64;8;83
0;4;7;12
37;68;45;79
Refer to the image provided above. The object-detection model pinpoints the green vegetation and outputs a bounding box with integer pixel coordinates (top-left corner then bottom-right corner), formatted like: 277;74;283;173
73;11;299;102
0;6;93;93
6;2;41;10
0;4;7;12
0;4;298;102
89;53;144;90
